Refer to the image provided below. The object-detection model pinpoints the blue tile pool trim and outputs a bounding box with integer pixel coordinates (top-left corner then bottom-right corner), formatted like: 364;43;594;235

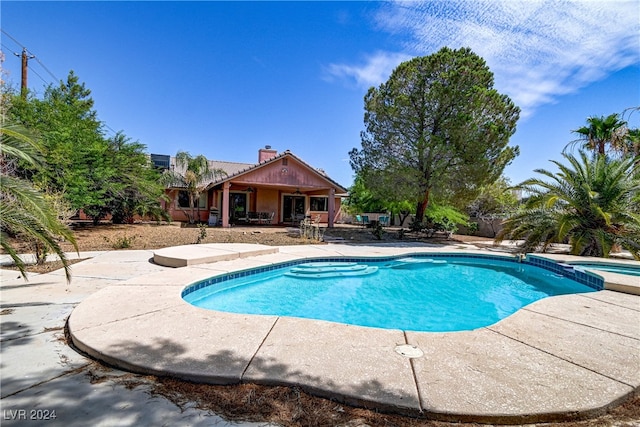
525;255;604;290
181;253;604;298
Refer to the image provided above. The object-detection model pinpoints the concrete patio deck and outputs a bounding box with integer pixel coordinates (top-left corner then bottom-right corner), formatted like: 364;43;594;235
0;249;266;426
66;243;640;424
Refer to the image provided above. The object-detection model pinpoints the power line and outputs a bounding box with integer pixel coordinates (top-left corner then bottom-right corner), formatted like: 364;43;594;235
1;29;59;87
1;42;16;52
1;29;25;49
33;56;59;82
2;29;122;137
101;121;118;137
28;65;48;86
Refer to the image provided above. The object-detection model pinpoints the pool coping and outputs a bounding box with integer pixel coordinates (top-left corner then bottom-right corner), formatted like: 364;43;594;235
67;243;640;424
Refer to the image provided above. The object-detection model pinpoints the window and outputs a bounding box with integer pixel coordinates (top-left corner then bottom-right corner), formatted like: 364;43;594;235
309;196;328;212
177;191;206;209
150;154;170;170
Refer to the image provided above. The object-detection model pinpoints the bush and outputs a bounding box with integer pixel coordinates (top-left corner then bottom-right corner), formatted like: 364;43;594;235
103;234;137;249
408;219;425;232
370;222;385;240
195;224;207;244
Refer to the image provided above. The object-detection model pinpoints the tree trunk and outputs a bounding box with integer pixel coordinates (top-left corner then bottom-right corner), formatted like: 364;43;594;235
398;211;411;227
189;193;196;224
415;188;431;223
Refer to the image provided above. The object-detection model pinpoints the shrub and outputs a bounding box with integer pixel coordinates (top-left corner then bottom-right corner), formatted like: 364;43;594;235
103;234;137;249
370;221;385;240
195;223;208;244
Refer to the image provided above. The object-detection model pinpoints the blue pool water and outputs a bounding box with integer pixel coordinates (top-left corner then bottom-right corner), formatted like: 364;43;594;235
569;263;640;277
183;256;596;332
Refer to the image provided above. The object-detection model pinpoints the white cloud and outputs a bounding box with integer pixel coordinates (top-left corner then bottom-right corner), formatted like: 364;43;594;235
329;0;640;118
324;51;413;89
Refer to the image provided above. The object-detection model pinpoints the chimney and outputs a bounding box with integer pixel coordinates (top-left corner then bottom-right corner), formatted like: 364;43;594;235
258;145;277;163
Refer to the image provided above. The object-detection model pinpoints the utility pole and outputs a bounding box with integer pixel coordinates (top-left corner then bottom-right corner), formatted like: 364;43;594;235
14;47;35;98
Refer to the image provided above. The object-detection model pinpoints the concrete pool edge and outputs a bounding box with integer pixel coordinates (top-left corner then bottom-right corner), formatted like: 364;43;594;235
68;244;640;424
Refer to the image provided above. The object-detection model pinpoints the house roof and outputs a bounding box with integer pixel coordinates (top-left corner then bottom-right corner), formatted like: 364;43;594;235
206;160;255;177
169;150;348;193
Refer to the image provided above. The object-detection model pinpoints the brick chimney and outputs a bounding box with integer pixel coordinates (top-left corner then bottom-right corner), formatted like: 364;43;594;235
258;145;277;163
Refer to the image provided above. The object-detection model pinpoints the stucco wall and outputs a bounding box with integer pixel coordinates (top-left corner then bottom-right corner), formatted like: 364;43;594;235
255;188;279;214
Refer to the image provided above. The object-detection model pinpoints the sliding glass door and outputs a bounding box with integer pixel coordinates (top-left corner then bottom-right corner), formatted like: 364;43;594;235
283;195;305;224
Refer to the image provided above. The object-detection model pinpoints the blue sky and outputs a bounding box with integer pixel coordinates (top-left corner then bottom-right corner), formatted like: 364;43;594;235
2;1;639;189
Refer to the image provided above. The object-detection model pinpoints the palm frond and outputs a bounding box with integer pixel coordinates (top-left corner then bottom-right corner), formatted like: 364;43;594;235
0;123;44;167
1;120;78;282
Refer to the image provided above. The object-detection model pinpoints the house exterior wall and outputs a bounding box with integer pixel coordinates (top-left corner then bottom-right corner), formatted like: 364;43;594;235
230;156;332;189
163;189;211;223
308;197;342;223
162;151;347;227
163;189;344;225
255;188;279;214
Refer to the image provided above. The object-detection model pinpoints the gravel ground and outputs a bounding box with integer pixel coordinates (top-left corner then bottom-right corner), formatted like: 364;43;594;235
5;222;496;254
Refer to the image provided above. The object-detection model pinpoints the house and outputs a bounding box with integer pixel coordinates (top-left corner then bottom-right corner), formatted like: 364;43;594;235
158;147;348;228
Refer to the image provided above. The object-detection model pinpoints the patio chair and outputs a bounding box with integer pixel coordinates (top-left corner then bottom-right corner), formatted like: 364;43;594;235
379;216;389;227
247;212;261;224
261;212;275;225
361;215;370;227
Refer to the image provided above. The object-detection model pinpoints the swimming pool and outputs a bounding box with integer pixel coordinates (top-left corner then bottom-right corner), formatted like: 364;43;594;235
568;262;640;277
183;255;597;332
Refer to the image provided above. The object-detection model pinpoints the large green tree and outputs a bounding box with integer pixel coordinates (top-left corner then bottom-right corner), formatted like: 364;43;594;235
0;122;78;281
10;71;110;211
96;133;170;224
497;152;640;258
467;176;520;237
350;47;520;223
344;175;387;215
9;71;167;223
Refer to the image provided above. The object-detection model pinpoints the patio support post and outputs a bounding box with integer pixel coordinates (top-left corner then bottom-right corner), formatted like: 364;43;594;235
222;182;231;227
328;187;335;228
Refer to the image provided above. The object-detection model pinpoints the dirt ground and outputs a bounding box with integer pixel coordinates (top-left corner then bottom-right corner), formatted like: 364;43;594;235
3;222;497;273
58;221;495;251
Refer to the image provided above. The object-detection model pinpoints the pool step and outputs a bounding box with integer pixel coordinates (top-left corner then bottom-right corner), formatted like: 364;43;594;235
296;262;359;269
285;263;378;278
290;264;369;274
390;258;447;269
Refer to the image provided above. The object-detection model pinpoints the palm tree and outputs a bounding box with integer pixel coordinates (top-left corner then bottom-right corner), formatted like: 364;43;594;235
496;152;640;259
161;151;226;224
570;113;628;155
0;122;78;281
626;128;640;159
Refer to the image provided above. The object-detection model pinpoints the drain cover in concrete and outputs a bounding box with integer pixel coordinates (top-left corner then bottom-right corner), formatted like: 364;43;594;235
394;344;423;358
